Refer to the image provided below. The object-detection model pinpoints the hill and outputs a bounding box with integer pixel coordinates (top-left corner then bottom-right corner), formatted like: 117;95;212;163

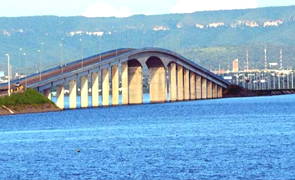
1;6;295;74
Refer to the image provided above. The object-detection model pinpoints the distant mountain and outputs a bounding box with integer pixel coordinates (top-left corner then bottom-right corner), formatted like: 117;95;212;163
1;5;295;73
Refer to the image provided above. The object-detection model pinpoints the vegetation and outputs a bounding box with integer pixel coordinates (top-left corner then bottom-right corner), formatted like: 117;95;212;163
0;89;54;106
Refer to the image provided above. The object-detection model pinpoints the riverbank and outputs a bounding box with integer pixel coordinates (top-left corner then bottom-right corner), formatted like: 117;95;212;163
0;89;60;116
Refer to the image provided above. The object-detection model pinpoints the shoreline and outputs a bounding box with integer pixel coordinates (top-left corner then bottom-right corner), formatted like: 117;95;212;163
0;103;61;116
223;85;295;98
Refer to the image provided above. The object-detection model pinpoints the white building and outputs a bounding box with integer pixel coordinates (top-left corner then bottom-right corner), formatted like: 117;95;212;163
0;71;4;78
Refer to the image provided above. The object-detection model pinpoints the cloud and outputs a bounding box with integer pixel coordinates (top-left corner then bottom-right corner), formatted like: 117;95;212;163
82;1;132;17
171;0;258;13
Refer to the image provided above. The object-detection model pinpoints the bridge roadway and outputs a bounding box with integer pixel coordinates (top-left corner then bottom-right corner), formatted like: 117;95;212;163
1;48;230;109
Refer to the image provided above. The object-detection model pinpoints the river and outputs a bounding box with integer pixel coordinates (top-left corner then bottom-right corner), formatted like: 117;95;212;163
1;95;295;180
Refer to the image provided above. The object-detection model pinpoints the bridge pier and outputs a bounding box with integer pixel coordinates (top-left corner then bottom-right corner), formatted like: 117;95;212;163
112;65;119;105
80;76;89;108
69;79;77;109
56;85;64;109
149;66;166;103
128;60;143;104
102;68;110;106
190;73;196;100
91;72;99;107
169;63;177;102
184;69;190;100
207;81;213;99
147;57;166;103
177;65;184;101
44;89;52;101
202;78;207;99
218;86;223;98
213;84;218;99
121;62;129;105
196;75;202;99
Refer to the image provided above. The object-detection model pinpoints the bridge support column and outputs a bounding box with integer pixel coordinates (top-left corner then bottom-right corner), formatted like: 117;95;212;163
190;73;196;100
218;86;223;98
213;84;218;99
44;89;52;100
112;65;119;105
169;63;177;102
102;68;110;106
92;72;99;107
177;65;184;101
207;81;213;99
196;75;202;99
81;76;88;108
149;66;166;103
184;69;190;100
128;60;143;104
69;80;77;109
56;85;64;109
122;62;129;105
202;78;207;99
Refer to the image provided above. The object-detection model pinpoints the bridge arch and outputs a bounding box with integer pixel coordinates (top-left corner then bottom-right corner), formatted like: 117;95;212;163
127;59;143;104
146;56;167;103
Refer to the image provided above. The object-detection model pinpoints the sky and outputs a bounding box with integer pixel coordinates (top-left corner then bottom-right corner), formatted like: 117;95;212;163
0;0;294;17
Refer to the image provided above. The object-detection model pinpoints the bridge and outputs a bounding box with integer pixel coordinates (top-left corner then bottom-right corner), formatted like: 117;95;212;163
1;48;230;109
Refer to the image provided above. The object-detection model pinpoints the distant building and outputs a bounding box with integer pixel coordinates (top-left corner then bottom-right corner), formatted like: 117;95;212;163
269;62;279;69
212;69;226;75
232;59;239;72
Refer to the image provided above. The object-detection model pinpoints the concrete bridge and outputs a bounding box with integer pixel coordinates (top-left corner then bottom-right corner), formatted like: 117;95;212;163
3;48;230;109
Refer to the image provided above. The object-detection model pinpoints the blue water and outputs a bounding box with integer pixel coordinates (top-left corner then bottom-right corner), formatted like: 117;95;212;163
1;95;295;180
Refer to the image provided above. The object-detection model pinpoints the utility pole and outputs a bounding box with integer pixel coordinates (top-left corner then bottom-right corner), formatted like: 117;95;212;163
264;48;268;71
267;73;271;90
287;73;290;89
39;42;44;81
59;42;64;73
5;54;11;96
80;38;83;69
23;52;27;88
272;73;276;90
278;74;281;89
37;49;41;80
280;49;283;70
246;49;249;72
292;71;294;89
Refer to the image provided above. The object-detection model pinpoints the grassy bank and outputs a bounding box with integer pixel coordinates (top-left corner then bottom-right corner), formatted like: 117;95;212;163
0;89;60;115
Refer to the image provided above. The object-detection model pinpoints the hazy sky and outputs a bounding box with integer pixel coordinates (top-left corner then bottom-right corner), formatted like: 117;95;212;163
0;0;294;17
